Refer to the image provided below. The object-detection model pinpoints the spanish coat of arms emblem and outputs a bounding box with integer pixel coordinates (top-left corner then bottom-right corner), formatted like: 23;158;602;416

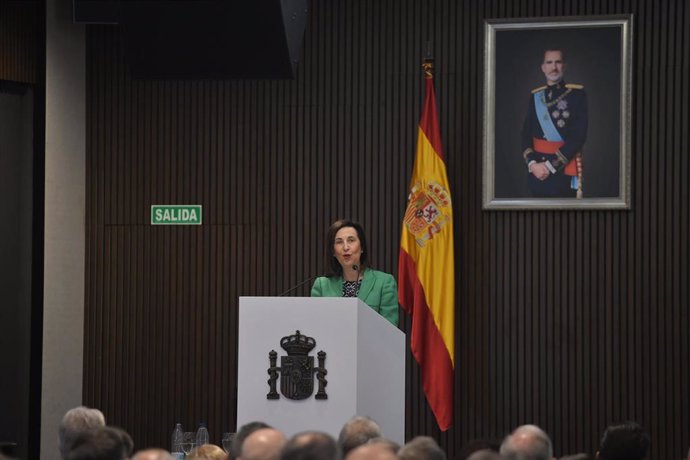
403;179;452;247
267;330;327;400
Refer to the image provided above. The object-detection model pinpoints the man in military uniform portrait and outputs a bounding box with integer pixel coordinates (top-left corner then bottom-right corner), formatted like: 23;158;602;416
521;48;587;198
487;21;627;207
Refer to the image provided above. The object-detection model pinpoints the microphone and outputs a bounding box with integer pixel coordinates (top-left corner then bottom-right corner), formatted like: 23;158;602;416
352;264;359;272
278;274;324;297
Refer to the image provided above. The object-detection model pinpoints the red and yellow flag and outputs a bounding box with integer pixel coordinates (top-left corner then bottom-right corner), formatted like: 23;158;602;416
398;61;455;431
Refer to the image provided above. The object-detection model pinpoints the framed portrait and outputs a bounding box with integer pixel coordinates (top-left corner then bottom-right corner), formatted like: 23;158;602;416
483;15;632;209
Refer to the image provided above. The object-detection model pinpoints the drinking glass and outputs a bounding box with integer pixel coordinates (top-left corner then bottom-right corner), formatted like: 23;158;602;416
181;432;196;455
221;432;235;454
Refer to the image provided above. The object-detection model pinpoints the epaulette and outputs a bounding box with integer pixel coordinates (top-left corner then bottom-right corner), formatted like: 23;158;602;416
531;85;547;94
566;83;584;90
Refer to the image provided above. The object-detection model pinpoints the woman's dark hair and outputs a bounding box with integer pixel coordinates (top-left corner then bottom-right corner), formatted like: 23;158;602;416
325;219;369;276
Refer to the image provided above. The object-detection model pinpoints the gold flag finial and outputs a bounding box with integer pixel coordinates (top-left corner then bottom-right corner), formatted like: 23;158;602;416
423;58;434;79
423;40;434;78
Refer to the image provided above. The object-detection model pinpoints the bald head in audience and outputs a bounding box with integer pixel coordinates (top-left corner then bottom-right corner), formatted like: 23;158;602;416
500;425;553;460
239;428;286;460
282;431;338;460
232;422;272;460
131;448;175;460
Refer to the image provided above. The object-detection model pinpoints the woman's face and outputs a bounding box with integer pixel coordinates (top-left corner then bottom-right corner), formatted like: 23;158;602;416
333;226;362;271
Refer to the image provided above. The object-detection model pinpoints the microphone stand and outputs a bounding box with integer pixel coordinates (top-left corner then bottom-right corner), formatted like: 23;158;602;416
278;274;323;297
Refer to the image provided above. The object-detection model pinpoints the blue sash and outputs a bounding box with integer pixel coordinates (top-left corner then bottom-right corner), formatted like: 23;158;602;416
534;91;563;142
534;91;578;190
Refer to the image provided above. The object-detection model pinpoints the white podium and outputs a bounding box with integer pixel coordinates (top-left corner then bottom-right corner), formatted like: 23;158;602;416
237;297;405;444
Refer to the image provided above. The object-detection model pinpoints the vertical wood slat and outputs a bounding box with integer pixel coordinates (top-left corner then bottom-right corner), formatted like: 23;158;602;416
0;1;38;84
82;0;690;459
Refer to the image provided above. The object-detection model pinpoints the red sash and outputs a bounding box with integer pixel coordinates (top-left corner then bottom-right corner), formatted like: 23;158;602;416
532;138;577;176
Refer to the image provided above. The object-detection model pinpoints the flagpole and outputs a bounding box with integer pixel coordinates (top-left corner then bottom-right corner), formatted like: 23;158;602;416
398;51;455;431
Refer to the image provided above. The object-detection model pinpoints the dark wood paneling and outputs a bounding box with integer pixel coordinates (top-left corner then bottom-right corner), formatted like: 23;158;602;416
84;0;690;459
0;1;39;84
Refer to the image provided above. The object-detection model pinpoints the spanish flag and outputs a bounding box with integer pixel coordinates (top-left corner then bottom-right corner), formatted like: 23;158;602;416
398;60;455;431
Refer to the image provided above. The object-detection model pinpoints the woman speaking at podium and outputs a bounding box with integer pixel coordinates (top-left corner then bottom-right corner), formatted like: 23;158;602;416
311;219;399;326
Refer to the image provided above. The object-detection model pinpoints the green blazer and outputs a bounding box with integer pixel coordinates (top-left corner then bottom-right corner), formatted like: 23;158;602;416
310;268;399;326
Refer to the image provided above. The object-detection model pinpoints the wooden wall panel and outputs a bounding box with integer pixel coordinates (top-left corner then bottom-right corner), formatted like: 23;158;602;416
0;1;38;84
84;0;690;459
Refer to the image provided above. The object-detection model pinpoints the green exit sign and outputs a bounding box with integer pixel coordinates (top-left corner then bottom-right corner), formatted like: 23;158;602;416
151;205;202;225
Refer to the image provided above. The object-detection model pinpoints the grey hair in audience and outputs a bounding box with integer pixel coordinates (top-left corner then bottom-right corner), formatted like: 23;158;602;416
338;416;383;458
500;425;553;460
59;406;106;460
344;438;398;460
398;436;446;460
